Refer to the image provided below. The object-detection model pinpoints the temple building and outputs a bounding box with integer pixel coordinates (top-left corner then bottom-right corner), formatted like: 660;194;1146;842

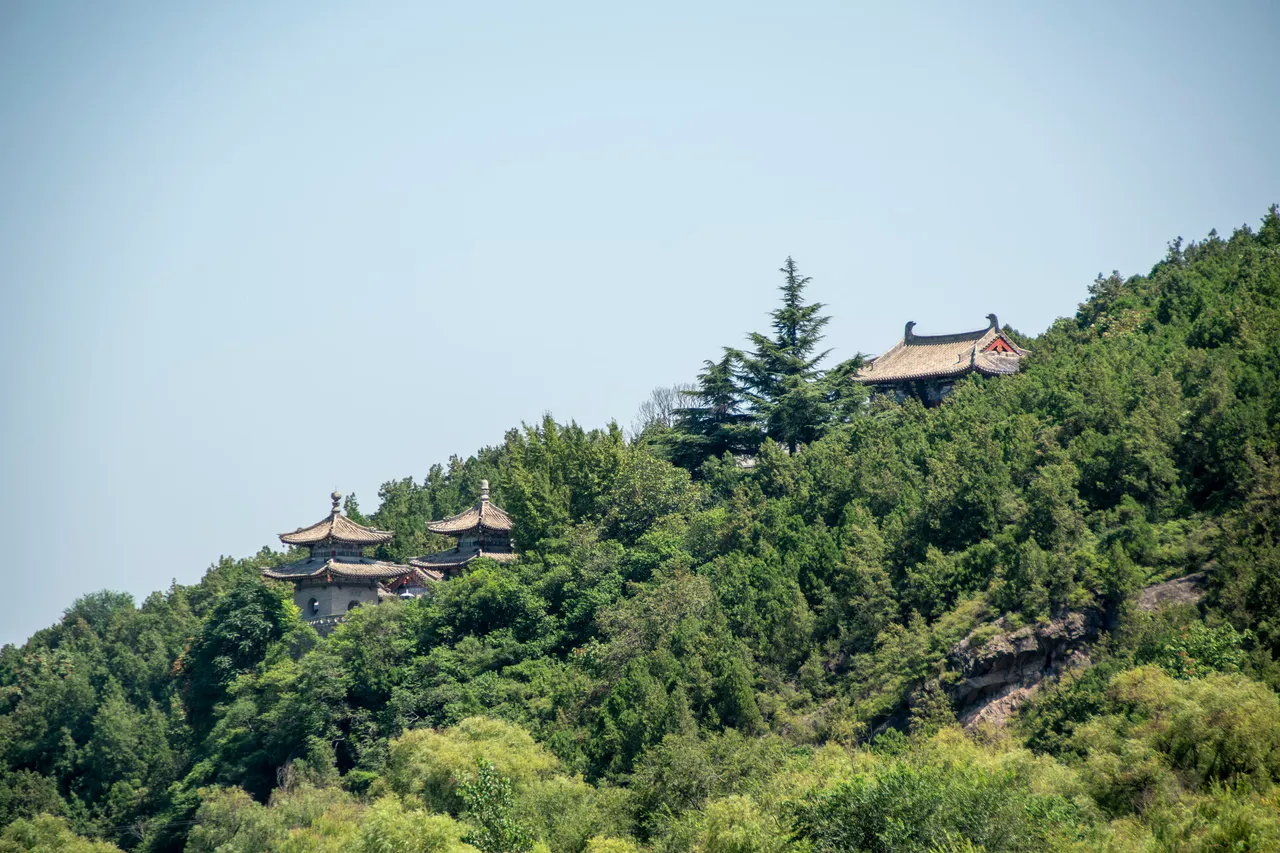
410;480;517;578
262;491;433;631
854;314;1028;406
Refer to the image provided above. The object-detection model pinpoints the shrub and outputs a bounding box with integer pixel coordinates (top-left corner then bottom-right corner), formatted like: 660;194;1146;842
787;758;1085;853
383;718;558;812
0;814;123;853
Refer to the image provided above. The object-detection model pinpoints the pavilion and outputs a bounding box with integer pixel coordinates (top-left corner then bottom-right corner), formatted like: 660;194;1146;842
262;491;435;630
410;480;517;578
854;314;1028;406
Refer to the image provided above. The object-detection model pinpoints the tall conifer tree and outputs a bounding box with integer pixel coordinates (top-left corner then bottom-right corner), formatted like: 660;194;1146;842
740;257;834;453
668;349;759;469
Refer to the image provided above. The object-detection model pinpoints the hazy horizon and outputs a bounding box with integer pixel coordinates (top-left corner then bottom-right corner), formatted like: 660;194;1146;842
2;0;1278;645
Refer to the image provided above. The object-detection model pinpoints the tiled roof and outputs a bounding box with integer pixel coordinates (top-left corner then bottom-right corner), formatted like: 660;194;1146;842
389;572;443;597
410;546;519;569
261;556;416;583
854;315;1028;385
426;481;514;534
280;492;395;546
384;566;445;586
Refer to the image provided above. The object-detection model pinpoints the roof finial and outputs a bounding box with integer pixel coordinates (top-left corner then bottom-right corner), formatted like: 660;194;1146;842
331;490;342;513
986;313;999;330
480;480;490;502
904;320;916;341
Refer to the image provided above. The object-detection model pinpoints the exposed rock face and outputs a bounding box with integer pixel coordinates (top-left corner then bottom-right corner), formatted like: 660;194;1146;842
944;574;1210;730
1135;572;1207;612
949;609;1103;729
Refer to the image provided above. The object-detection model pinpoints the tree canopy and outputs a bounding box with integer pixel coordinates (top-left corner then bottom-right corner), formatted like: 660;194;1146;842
3;207;1280;851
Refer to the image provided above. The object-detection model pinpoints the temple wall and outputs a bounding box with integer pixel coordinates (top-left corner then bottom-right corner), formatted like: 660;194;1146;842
877;380;956;408
294;581;380;619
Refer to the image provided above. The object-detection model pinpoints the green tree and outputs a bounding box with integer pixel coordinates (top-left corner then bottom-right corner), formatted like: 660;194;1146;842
177;578;297;733
601;447;701;545
383;717;558;814
458;759;534;853
668;351;760;469
739;257;834;453
0;814;123;853
787;759;1082;853
0;769;65;826
63;590;135;635
359;796;477;853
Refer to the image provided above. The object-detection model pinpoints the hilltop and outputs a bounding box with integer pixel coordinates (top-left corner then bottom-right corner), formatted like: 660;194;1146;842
3;207;1279;852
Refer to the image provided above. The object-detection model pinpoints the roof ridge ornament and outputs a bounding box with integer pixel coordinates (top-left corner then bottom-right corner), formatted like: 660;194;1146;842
424;482;514;536
414;479;518;575
853;313;1027;390
278;492;394;546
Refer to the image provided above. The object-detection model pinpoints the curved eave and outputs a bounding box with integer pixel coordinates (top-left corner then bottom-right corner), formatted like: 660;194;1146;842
278;513;395;546
261;558;416;583
278;532;394;546
425;502;515;535
426;520;514;535
856;361;1023;384
410;549;519;568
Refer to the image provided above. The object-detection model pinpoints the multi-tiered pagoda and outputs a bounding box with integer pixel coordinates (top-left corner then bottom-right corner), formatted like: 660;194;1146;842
410;480;517;578
262;491;432;628
854;314;1028;406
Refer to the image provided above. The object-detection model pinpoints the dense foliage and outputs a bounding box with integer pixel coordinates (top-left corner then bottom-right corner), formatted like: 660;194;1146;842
3;208;1280;851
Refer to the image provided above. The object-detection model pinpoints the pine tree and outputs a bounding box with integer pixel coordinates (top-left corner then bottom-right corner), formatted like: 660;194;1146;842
739;257;833;453
667;349;759;470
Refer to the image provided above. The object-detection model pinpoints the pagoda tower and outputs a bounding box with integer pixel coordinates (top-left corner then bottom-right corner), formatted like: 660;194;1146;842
411;480;517;578
262;491;432;629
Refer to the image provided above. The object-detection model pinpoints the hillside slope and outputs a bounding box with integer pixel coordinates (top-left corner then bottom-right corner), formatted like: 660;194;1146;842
3;207;1279;852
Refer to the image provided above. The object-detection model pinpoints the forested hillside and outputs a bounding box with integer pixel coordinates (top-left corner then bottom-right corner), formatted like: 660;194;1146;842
3;208;1280;853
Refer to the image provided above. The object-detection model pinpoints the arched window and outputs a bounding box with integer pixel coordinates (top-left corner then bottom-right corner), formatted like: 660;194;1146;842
308;597;320;615
347;600;361;612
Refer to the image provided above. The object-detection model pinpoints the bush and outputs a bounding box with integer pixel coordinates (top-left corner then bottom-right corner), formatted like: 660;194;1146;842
515;775;633;853
1068;666;1280;816
695;795;789;853
582;839;641;853
357;796;476;853
383;718;559;813
0;814;123;853
186;784;364;853
787;757;1085;853
1109;667;1280;788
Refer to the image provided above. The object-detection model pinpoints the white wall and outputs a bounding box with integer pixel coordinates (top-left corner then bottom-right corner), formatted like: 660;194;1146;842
294;581;380;618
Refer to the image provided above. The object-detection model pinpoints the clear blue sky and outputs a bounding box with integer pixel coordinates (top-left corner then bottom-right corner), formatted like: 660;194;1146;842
2;1;1277;645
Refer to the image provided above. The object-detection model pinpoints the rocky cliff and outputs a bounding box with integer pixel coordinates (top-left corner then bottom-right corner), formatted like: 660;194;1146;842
948;609;1104;728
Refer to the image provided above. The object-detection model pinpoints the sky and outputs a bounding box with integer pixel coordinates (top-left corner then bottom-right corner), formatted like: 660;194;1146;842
1;0;1277;646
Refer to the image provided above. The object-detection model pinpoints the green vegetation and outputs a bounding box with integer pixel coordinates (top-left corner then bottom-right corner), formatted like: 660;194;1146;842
2;208;1279;850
